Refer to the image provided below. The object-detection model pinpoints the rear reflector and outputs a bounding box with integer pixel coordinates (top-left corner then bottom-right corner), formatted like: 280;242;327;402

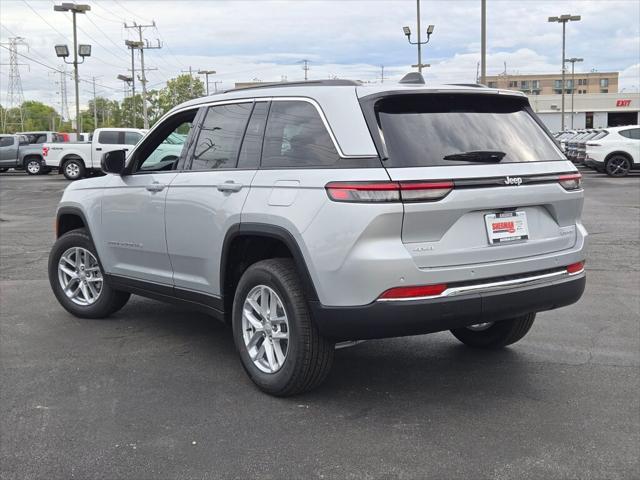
558;173;582;190
325;180;453;203
566;261;585;274
379;283;448;300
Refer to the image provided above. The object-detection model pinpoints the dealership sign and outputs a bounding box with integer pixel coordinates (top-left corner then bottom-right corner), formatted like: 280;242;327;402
616;99;632;107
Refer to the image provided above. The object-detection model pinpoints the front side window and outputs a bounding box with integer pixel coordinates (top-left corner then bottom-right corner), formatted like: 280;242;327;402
261;101;339;168
98;131;120;144
133;109;197;173
619;128;640;140
191;103;253;170
374;93;564;167
0;136;14;147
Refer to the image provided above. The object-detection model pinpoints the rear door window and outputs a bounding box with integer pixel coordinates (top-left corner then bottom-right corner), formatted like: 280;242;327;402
372;94;564;166
98;131;121;144
124;131;143;145
237;102;269;169
620;128;640;140
261;100;339;168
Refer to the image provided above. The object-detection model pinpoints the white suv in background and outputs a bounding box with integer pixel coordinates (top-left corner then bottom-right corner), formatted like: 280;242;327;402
584;125;640;177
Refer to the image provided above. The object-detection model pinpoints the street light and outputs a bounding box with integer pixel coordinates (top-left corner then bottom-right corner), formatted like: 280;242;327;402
53;2;91;137
565;57;584;128
198;70;217;95
548;13;581;131
402;1;434;73
117;74;133;127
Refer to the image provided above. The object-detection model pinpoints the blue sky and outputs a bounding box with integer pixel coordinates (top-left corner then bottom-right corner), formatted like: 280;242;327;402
1;0;639;109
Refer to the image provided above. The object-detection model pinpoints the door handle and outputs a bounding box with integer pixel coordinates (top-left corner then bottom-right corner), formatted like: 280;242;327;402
146;182;166;193
216;181;243;192
95;147;102;151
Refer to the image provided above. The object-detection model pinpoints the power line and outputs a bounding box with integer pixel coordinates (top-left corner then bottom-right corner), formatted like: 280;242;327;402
113;0;152;23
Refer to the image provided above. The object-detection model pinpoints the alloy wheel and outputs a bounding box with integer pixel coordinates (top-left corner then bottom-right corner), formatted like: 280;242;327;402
467;322;494;332
241;285;290;374
57;247;103;306
606;157;631;177
27;160;41;174
65;162;80;179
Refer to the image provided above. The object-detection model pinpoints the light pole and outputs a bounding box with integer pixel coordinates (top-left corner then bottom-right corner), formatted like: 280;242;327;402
548;14;581;131
565;57;583;129
125;40;143;128
53;2;91;137
402;0;434;73
198;70;217;96
480;0;486;85
117;74;133;127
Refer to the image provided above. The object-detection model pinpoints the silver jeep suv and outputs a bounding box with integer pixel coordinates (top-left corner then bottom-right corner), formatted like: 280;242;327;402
48;75;587;396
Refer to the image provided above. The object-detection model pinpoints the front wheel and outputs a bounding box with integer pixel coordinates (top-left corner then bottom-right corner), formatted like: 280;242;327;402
450;313;535;349
48;228;130;318
232;259;334;396
605;155;632;177
62;159;85;180
25;158;42;175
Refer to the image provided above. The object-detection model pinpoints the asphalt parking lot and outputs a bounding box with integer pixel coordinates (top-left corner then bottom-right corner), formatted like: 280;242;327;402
1;168;638;480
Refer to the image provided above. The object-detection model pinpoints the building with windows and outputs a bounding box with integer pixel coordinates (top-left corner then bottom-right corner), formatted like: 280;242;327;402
485;71;618;95
527;92;639;131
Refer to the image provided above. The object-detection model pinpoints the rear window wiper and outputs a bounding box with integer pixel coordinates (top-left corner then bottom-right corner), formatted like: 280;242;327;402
442;150;506;163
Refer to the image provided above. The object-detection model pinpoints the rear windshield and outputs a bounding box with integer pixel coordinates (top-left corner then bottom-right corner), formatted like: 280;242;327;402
373;94;564;167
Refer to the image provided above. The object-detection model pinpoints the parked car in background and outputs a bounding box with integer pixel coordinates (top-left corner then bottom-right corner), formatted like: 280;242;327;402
556;130;578;152
575;130;604;164
17;131;64;145
0;134;48;174
48;77;586;395
43;127;145;180
585;125;640;176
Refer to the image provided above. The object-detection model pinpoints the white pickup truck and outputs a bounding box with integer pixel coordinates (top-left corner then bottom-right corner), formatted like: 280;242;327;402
43;128;145;180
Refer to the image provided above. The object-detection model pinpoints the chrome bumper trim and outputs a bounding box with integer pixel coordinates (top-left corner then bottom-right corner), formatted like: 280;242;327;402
377;268;584;302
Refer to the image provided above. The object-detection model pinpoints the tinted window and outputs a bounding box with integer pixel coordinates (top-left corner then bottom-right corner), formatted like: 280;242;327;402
375;94;564;167
191;103;252;170
98;131;120;144
0;137;14;147
124;132;143;145
237;102;269;168
619;128;640;140
261;101;338;168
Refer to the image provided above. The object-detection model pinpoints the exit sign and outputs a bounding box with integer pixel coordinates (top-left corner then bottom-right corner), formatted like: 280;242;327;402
616;99;632;107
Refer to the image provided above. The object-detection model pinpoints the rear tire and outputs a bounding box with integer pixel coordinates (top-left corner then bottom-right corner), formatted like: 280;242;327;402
605;155;632;177
48;228;130;318
450;313;535;349
232;258;334;396
25;158;42;175
62;159;85;180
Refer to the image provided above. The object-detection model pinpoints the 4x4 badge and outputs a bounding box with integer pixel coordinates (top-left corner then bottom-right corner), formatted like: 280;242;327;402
504;176;523;186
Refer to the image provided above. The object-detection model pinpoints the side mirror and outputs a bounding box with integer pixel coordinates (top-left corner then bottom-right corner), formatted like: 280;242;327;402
101;149;126;175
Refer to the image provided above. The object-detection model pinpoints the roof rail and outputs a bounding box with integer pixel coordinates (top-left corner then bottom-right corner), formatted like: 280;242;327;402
447;83;488;88
224;79;362;93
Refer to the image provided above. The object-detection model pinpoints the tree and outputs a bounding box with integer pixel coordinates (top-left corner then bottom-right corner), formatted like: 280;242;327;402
158;74;205;116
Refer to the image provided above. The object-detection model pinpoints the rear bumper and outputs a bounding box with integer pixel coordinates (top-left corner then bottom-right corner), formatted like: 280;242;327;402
310;272;585;341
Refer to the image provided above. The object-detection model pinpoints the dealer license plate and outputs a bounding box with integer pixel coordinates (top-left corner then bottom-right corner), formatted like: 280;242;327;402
484;211;529;245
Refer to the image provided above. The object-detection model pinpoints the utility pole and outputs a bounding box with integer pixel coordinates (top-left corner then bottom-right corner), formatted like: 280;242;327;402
480;0;486;84
565;57;583;129
211;81;223;93
125;40;143;127
548;14;581;131
198;69;217;96
181;66;197;97
54;3;92;137
380;65;385;83
301;59;310;81
0;36;28;132
124;22;161;129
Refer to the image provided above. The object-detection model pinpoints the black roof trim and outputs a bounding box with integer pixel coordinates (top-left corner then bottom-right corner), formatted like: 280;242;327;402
224;79;362;93
447;83;489;88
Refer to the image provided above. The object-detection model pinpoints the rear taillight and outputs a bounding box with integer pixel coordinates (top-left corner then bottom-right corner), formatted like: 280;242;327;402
42;147;49;157
325;180;453;203
558;173;582;190
379;283;448;300
566;261;585;274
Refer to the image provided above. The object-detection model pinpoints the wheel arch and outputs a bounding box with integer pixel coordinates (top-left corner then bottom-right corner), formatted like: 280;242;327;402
22;154;43;168
220;223;319;317
605;150;634;165
56;206;90;238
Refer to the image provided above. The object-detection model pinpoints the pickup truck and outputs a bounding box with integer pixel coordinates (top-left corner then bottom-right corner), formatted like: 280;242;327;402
43;128;145;180
0;134;48;175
